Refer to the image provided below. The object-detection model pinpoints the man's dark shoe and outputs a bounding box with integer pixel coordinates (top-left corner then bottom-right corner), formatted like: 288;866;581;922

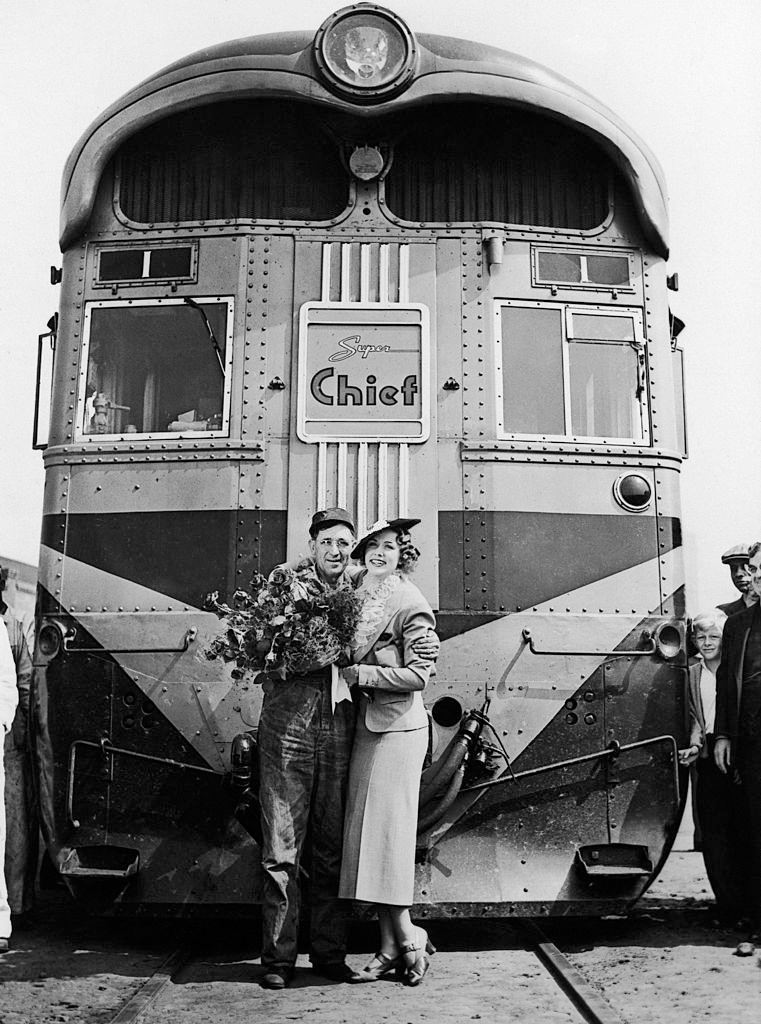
312;960;359;983
260;966;294;989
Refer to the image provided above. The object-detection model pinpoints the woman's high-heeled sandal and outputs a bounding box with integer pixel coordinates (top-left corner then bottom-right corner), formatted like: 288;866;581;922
400;927;435;986
348;950;403;983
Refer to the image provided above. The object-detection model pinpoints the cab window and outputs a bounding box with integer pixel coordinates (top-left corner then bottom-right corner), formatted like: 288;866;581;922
77;298;233;440
496;302;648;444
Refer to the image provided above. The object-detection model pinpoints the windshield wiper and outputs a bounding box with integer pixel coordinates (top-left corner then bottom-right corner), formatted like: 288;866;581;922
183;298;225;375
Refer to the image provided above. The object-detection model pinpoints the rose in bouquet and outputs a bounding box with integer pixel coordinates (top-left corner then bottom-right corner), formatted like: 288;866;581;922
204;564;362;681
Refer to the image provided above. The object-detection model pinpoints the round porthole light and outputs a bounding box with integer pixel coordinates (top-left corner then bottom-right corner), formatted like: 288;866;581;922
613;473;652;512
314;5;417;102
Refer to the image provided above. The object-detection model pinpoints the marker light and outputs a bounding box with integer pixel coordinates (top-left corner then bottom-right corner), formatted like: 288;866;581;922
37;621;66;659
613;473;652;512
314;5;417;102
654;622;683;661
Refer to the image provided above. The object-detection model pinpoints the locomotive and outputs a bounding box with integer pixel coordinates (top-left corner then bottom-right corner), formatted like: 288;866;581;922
32;4;688;916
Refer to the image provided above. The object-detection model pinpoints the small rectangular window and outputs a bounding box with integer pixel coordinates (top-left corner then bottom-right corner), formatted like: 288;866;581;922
99;249;144;282
571;313;635;342
97;246;195;284
78;298;232;440
148;247;193;279
533;247;633;290
585;254;630;286
536;251;582;284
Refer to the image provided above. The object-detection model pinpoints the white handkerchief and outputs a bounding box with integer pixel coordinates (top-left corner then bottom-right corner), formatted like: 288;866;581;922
331;663;352;713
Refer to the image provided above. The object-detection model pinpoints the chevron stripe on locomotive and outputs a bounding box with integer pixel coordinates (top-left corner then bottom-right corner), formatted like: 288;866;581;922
32;5;688;915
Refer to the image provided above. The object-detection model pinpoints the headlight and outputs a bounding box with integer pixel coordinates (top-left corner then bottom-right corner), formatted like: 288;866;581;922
314;5;417;102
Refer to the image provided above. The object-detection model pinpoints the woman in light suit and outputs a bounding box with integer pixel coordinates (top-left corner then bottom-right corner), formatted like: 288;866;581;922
339;518;436;985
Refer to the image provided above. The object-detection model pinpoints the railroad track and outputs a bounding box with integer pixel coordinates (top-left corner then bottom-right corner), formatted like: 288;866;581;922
520;921;629;1024
103;922;628;1024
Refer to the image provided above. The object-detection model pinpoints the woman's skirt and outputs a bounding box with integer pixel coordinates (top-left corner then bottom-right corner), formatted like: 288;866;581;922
339;710;427;906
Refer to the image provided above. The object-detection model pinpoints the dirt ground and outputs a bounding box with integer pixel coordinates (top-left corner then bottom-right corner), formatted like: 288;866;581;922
0;851;760;1024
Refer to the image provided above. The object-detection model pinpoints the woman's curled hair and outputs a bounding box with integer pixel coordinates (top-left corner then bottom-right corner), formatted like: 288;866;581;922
395;529;420;574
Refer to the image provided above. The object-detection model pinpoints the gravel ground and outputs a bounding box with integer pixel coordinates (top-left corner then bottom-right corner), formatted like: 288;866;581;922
0;853;759;1024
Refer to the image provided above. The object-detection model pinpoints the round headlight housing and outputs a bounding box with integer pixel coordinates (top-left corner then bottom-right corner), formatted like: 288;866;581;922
314;5;417;102
37;621;65;659
654;622;683;660
613;473;652;513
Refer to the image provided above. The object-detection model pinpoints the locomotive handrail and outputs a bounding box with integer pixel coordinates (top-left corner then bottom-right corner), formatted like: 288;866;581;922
63;626;198;655
67;737;219;828
460;734;679;797
521;628;656;658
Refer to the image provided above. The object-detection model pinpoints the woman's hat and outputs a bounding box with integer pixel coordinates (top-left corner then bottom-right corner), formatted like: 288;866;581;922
351;517;421;561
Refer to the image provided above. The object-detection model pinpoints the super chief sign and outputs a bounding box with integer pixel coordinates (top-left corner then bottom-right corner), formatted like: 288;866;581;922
297;304;430;442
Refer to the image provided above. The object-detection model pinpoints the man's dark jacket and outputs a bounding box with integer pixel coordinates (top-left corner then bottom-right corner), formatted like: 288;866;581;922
715;603;759;741
717;596;753;616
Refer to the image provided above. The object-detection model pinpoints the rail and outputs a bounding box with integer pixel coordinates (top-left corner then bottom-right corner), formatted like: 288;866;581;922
521;921;630;1024
461;734;679;797
109;946;192;1024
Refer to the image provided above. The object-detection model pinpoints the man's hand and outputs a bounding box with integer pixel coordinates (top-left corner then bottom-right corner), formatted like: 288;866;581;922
714;737;732;774
678;745;699;767
411;629;440;663
341;666;359;687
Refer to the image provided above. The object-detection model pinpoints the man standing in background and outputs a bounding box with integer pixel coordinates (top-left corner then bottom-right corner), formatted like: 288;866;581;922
715;541;761;941
0;567;35;923
0;618;19;952
717;545;759;616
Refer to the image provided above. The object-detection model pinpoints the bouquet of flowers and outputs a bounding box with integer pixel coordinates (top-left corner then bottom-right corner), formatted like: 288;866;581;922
204;564;363;681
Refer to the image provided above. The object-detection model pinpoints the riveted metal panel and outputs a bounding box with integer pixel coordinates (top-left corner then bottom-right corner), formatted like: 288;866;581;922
464;463;657;517
66;462;242;515
435;237;464;441
246;233;295;445
285;240;325;557
41;465;71;609
641;255;675;453
51;244;88;449
652;466;684;617
461;237;489;445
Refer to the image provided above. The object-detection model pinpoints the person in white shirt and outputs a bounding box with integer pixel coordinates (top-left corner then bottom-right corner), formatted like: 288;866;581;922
679;610;749;925
0;620;19;952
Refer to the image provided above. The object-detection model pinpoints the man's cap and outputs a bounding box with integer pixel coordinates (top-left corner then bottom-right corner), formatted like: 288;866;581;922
721;544;751;565
309;507;355;537
351;517;421;561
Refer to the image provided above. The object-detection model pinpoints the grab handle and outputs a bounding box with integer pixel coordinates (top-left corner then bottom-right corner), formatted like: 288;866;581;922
521;627;655;658
63;626;198;654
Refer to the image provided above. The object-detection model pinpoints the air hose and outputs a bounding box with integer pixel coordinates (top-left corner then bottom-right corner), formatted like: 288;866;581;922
417;762;468;833
419;731;467;805
417;711;485;833
229;732;263;846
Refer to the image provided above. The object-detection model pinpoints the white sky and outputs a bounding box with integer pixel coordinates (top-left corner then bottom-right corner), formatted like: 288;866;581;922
1;0;759;611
